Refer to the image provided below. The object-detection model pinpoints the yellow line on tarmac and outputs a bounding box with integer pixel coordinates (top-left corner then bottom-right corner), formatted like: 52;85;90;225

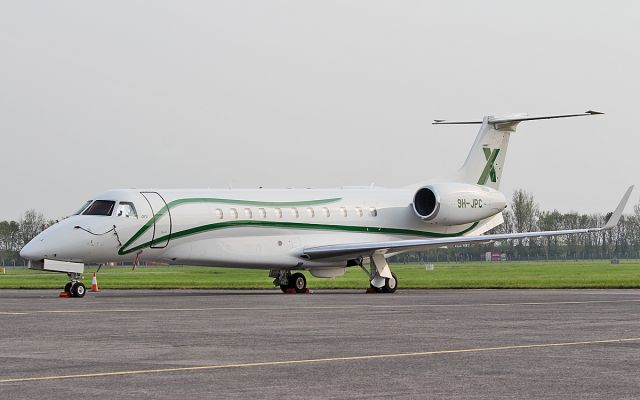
1;337;639;384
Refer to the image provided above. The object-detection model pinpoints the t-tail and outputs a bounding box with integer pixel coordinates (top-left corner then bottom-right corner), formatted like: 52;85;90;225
432;110;603;190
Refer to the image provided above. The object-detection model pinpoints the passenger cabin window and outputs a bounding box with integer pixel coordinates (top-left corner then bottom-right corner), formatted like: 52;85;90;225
369;207;378;217
115;202;138;218
258;208;266;218
215;208;223;219
244;208;252;218
291;208;299;218
321;207;330;218
340;207;347;217
74;200;93;215
306;207;315;218
274;208;282;218
355;207;363;217
83;200;116;216
230;208;238;219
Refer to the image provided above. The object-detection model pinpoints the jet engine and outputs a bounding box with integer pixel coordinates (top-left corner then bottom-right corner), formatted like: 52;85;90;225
412;183;507;225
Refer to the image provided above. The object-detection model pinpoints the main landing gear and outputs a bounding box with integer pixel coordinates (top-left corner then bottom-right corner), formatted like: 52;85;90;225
359;254;398;294
64;272;86;298
369;272;398;293
271;270;308;293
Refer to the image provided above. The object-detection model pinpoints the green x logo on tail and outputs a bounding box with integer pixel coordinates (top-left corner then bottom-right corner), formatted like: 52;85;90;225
478;147;500;185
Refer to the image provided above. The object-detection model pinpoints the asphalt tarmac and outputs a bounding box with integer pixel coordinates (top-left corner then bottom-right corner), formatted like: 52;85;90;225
1;289;639;399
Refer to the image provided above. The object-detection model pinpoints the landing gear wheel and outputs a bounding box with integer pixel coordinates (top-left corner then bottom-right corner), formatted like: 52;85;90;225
381;273;398;294
71;282;86;298
64;282;72;295
279;272;292;293
291;272;307;293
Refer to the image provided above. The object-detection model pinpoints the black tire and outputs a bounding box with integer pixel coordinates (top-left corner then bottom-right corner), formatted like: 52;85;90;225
64;282;72;294
290;272;307;293
382;273;398;294
279;272;293;293
71;282;86;298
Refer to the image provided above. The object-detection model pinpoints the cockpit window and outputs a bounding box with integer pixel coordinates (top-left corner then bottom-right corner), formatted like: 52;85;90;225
74;200;93;215
83;200;116;216
115;202;138;218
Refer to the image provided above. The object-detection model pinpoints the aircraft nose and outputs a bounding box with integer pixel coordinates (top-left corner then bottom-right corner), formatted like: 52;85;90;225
20;237;45;261
19;222;61;261
19;218;100;263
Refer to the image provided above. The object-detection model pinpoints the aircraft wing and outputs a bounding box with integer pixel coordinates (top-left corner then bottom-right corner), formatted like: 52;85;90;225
302;186;633;261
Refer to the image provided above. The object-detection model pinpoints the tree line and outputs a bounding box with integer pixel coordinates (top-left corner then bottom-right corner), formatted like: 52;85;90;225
2;191;640;266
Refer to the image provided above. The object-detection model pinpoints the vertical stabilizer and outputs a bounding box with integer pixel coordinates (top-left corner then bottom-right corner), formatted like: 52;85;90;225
425;111;602;190
454;116;517;189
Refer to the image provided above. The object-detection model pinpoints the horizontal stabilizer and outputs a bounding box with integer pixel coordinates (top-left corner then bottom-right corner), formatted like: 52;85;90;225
433;110;603;125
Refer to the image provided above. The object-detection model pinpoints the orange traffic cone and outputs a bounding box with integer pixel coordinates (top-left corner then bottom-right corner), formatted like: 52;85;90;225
90;272;100;292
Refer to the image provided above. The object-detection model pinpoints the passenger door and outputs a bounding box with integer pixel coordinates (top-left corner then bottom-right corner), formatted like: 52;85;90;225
140;192;172;248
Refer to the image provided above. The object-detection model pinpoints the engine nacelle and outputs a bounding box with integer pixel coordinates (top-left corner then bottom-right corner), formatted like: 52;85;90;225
413;183;507;226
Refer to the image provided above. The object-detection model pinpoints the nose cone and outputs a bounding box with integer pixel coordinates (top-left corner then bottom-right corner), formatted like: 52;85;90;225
20;238;42;260
19;219;77;261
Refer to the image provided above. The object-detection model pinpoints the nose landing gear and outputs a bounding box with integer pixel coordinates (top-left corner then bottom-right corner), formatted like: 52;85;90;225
63;273;86;298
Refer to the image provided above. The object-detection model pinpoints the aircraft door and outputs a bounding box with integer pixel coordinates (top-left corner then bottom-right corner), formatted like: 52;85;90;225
140;192;172;248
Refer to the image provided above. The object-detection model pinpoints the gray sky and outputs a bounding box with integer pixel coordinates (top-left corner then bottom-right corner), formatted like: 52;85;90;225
1;1;638;221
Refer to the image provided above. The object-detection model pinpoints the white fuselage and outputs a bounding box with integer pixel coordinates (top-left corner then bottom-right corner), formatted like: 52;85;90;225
20;185;504;275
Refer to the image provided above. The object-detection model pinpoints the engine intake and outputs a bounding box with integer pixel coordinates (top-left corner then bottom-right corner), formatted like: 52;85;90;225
413;187;438;219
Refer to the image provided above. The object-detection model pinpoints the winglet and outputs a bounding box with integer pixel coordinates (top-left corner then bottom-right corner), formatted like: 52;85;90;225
603;186;634;230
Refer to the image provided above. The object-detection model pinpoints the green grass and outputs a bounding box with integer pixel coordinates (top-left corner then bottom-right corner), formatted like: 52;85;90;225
1;260;640;289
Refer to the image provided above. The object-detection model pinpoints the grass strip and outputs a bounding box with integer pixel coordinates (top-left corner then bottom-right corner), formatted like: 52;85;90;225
1;260;639;289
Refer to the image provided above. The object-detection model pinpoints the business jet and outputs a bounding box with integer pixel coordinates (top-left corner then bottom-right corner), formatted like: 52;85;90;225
20;111;633;297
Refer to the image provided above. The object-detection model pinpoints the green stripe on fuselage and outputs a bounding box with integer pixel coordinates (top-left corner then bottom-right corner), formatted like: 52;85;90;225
119;197;342;254
118;220;480;255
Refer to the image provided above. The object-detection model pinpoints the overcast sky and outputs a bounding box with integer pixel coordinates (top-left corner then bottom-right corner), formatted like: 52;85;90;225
1;1;638;221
